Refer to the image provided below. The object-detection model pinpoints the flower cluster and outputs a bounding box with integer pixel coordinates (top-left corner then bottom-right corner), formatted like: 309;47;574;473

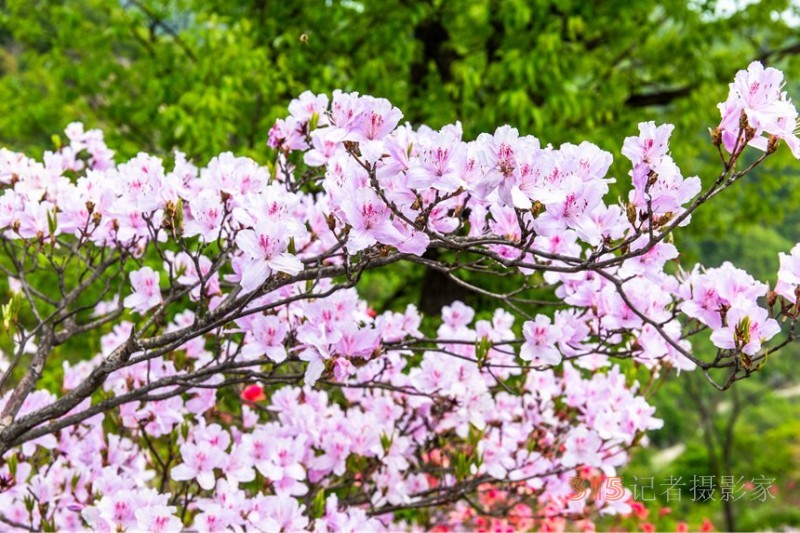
718;61;800;157
0;62;796;530
0;299;661;531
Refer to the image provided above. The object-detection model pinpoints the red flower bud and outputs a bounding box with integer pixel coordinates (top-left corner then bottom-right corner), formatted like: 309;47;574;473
240;384;266;403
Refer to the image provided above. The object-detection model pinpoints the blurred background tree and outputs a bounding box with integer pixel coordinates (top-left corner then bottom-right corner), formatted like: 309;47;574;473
2;0;800;529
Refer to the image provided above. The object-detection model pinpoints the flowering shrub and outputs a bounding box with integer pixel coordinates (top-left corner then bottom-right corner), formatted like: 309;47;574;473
0;61;796;531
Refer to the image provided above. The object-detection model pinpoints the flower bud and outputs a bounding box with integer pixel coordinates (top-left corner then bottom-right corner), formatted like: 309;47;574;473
767;135;780;154
241;384;266;403
709;127;722;147
531;201;544;218
766;288;778;308
626;202;637;225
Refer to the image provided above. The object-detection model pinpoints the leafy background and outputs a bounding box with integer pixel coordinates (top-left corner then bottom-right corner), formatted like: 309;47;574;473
2;0;800;529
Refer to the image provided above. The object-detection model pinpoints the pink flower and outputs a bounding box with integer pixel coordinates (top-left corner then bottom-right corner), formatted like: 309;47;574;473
240;315;288;362
339;188;402;253
268;116;308;151
709;297;780;355
442;301;475;329
622;122;674;167
85;490;138;530
171;442;224;490
288;90;329;125
561;426;603;468
235;221;303;292
534;176;607;245
222;445;256;487
347;96;403;142
123;267;162;313
680;262;767;329
184;190;225;242
117;153;165;212
192;503;240;533
134;506;182;533
243;432;306;491
520;315;562;365
618;237;679;280
776;243;800;303
406;137;469;193
312;432;351;476
257;495;308;532
718;61;800;157
624;122;701;219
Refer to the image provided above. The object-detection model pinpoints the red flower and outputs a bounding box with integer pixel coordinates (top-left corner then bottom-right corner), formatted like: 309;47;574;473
630;500;649;520
240;384;266;402
700;518;714;532
676;522;689;532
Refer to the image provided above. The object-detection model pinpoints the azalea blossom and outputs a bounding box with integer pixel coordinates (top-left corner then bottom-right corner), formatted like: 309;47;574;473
709;297;781;355
235;221;303;292
171;442;225;490
520;315;562;365
123;267;162;313
718;60;800;157
240;315;288;362
776;243;800;303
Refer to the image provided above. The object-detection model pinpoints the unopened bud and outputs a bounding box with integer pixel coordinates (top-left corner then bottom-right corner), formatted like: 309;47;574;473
655;212;674;227
766;289;778;308
709;127;722;147
767;135;780;154
739;109;749;132
85;201;95;215
626;202;637;225
734;316;751;347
